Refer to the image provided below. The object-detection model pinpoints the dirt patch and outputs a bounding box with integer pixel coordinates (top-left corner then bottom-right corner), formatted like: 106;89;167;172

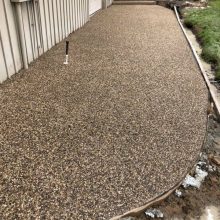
124;112;220;220
144;171;220;219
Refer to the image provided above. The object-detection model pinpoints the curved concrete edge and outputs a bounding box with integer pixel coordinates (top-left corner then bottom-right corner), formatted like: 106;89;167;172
109;6;211;220
110;136;208;220
110;181;183;220
174;6;220;118
111;114;209;220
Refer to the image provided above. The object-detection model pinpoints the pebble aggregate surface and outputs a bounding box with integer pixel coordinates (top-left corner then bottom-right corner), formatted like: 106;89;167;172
0;5;207;220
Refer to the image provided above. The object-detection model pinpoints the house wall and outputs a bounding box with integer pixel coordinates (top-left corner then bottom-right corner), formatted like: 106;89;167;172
106;0;113;7
0;0;94;83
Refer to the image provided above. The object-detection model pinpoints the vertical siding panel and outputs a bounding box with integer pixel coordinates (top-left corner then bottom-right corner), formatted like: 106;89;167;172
58;0;63;40
62;0;65;36
78;0;80;30
85;0;88;23
73;0;77;31
83;0;85;26
65;0;69;36
60;0;65;39
69;0;72;32
65;0;69;37
78;0;81;29
74;0;78;30
52;0;59;44
0;0;15;77
83;0;86;25
62;0;66;39
0;31;8;82
86;0;89;22
81;0;84;27
56;0;62;41
62;0;66;37
72;0;76;31
61;0;66;39
67;0;70;34
27;2;37;59
78;0;81;28
42;0;49;50
81;0;84;26
36;1;44;54
85;0;87;22
22;3;34;63
29;2;40;58
43;0;52;49
74;0;77;30
48;0;55;46
38;0;48;53
80;0;83;27
77;0;80;30
34;1;44;56
80;0;82;26
70;0;73;32
3;0;22;72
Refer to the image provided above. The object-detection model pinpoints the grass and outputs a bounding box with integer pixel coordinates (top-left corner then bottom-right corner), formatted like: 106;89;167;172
183;0;220;79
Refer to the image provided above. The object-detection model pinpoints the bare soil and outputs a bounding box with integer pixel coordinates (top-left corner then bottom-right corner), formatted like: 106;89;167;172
144;171;220;219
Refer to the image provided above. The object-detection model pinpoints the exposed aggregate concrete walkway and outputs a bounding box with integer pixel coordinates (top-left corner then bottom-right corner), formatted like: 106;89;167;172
0;5;207;220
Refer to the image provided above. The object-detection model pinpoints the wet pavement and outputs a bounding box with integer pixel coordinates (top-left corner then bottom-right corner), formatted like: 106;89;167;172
0;5;207;220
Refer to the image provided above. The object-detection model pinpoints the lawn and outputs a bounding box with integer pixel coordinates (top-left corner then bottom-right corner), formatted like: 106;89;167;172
183;0;220;79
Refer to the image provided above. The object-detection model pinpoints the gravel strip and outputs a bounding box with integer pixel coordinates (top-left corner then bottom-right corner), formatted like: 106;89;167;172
0;5;207;220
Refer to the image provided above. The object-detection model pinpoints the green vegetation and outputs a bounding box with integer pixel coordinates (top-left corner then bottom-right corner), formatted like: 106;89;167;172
184;0;220;79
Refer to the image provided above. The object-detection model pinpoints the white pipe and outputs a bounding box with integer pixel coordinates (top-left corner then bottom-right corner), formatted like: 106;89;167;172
15;2;28;69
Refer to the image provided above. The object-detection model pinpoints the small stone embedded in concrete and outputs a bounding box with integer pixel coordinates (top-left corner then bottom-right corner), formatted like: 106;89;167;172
145;209;164;218
197;160;209;172
175;189;182;197
182;165;208;189
182;175;199;188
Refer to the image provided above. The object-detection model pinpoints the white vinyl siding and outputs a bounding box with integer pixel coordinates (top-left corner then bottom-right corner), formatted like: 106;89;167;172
89;0;102;15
